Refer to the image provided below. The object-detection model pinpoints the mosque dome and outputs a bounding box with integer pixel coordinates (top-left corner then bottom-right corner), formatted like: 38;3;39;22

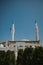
20;39;29;41
0;44;4;47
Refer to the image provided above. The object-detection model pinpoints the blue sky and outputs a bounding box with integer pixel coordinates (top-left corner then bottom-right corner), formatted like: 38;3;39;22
0;0;43;45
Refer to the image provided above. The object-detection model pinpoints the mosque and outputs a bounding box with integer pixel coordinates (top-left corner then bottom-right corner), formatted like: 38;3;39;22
0;21;41;59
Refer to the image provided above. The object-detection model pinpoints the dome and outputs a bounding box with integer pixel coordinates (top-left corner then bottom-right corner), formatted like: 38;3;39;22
20;39;29;41
0;44;4;47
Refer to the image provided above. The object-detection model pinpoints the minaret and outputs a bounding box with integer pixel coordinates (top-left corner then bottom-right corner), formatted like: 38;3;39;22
11;23;15;41
35;20;39;41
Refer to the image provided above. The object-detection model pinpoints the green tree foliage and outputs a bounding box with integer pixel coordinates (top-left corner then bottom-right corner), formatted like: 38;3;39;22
32;47;43;65
16;49;23;65
0;50;15;65
23;47;33;65
17;47;43;65
0;51;5;65
0;47;43;65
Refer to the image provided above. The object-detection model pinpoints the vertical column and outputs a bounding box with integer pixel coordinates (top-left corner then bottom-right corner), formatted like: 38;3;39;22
35;21;39;41
11;23;15;41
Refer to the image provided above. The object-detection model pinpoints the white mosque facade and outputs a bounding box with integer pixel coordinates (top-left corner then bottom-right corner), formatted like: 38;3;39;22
0;21;41;58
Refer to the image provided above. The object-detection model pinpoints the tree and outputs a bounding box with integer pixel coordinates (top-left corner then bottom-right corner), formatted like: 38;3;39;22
0;51;5;65
0;50;15;65
32;47;43;65
23;47;33;65
16;49;23;65
5;50;15;65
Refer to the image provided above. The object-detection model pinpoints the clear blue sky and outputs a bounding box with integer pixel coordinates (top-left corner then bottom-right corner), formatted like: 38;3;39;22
0;0;43;45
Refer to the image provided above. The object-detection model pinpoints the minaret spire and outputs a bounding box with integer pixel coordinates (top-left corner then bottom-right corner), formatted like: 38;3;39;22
11;23;15;41
35;20;39;41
